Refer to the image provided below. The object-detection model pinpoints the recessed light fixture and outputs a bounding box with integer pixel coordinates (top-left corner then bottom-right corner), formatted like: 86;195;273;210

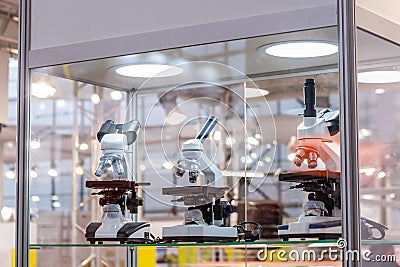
110;90;123;101
358;71;400;84
52;201;61;208
56;99;66;108
360;167;376;176
32;82;56;98
1;207;14;222
246;136;260;146
162;161;174;170
31;195;40;202
213;131;222;141
245;87;269;98
261;41;338;58
360;128;372;137
48;168;58;177
374;88;386;95
79;143;89;151
165;111;186;125
225;137;236;146
30;168;38;178
115;64;183;78
30;139;41;150
377;171;386;179
75;166;84;175
5;168;15;179
91;93;100;104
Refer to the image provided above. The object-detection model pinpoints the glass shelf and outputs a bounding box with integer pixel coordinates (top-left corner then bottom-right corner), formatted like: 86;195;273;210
361;240;400;246
30;239;339;249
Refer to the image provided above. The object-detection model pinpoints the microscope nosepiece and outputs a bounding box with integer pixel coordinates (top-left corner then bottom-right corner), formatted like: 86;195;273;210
307;151;318;168
293;149;306;167
188;171;199;183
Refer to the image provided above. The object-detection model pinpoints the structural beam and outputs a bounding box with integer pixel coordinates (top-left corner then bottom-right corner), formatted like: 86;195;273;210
338;0;361;266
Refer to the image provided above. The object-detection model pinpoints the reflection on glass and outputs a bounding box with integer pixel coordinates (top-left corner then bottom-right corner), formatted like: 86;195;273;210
357;29;400;242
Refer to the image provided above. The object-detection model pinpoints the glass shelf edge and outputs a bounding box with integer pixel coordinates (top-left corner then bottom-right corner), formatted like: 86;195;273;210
29;239;339;248
361;240;400;245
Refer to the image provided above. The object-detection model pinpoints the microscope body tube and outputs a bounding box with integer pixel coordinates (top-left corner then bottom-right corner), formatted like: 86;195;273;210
195;116;218;143
303;79;317;118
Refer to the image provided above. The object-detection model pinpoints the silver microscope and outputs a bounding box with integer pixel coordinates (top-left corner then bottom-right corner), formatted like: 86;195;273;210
162;116;238;242
85;120;151;244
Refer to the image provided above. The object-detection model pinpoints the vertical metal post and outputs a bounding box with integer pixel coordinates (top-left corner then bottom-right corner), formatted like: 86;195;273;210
126;91;137;267
71;82;79;267
338;0;361;266
16;0;30;266
0;142;3;213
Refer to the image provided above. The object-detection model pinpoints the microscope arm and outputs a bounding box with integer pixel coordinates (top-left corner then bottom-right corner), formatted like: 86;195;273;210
318;141;340;172
197;153;223;186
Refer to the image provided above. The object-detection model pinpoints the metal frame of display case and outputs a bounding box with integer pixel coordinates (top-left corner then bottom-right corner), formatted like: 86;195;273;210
16;0;362;267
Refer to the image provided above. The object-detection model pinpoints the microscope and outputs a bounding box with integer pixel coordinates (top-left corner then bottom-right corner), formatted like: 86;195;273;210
162;116;238;242
85;120;151;244
278;79;387;240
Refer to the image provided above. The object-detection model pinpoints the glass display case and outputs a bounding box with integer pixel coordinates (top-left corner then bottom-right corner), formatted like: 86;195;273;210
27;26;345;266
15;1;400;267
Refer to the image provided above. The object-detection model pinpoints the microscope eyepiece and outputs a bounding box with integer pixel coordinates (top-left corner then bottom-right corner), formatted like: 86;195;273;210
303;78;317;118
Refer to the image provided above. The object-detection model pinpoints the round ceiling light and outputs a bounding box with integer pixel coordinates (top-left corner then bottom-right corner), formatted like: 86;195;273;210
91;93;100;104
32;83;56;98
262;41;338;58
358;71;400;84
245;87;269;98
115;64;183;78
374;88;386;95
165;111;186;125
110;90;123;101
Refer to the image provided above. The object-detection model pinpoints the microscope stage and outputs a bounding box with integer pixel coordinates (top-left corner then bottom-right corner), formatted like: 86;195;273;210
279;170;340;183
162;185;228;196
163;186;228;205
86;180;150;190
162;224;238;242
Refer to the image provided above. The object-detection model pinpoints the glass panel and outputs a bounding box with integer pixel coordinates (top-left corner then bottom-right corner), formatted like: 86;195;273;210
357;27;400;256
0;57;18;267
29;26;340;266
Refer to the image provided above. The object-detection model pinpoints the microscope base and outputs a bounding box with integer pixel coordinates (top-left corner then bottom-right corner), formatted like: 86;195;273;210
278;216;341;241
162;225;237;242
85;221;151;244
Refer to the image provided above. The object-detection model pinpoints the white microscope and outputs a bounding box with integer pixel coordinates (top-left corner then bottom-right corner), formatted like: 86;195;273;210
85;120;151;244
162;116;238;242
278;79;387;240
